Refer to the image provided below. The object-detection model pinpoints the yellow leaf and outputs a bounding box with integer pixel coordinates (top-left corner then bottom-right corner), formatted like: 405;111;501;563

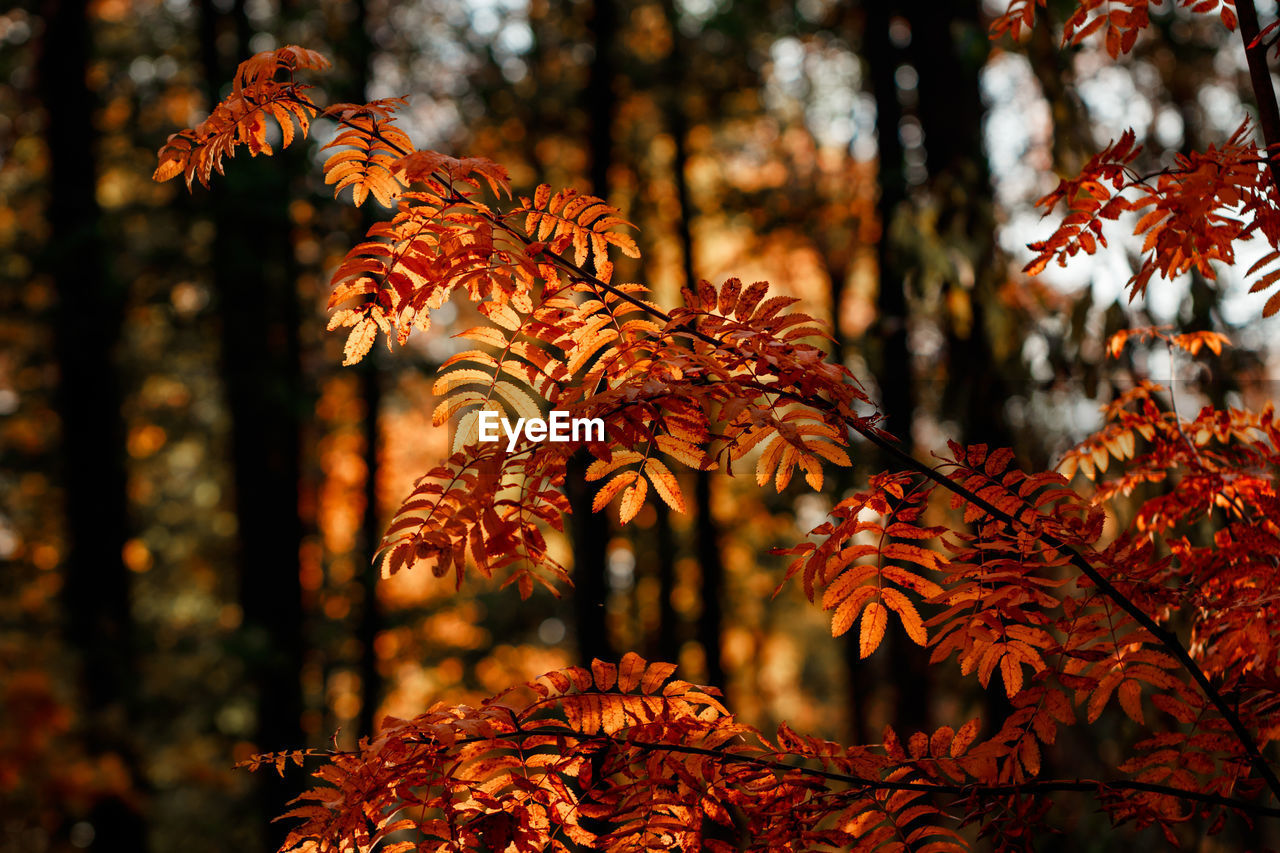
880;565;944;598
639;661;676;694
566;328;619;374
451;409;490;454
730;425;774;460
821;564;877;610
153;154;185;182
576;694;602;735
798;454;823;491
600;694;626;735
1078;453;1096;480
431;391;488;427
440;349;500;371
1057;454;1079;481
480;302;523;330
804;439;850;467
774;444;799;491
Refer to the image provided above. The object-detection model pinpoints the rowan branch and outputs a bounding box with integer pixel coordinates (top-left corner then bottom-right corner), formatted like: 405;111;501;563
293;86;1280;805
1238;0;1280;191
841;414;1280;804
389;727;1280;819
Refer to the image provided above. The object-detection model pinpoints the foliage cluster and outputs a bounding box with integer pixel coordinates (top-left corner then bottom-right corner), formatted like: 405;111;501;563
156;2;1280;848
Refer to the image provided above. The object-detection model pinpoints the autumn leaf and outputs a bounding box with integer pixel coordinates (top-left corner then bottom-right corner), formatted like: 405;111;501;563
160;36;1280;848
643;458;686;513
619;477;648;524
860;600;889;659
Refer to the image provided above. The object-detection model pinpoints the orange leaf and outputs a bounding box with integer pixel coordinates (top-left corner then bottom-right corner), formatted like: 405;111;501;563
619;477;648;524
1019;735;1041;775
591;659;617;691
831;586;876;638
951;718;980;757
860;600;888;659
640;661;677;694
592;470;638;513
1118;679;1144;725
342;316;379;365
643;458;686;513
882;588;927;645
1000;654;1023;697
617;652;645;692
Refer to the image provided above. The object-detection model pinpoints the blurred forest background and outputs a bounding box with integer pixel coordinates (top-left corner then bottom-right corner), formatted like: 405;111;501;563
3;0;1280;850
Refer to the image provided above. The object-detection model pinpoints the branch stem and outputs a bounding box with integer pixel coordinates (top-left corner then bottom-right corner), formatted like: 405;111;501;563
394;728;1280;819
1238;0;1280;190
298;85;1280;807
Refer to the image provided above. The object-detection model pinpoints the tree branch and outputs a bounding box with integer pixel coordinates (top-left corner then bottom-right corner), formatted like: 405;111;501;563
1237;0;1280;190
391;727;1280;819
294;86;1280;806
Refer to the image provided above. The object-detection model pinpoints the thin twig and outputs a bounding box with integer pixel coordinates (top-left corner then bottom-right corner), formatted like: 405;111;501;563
388;727;1280;819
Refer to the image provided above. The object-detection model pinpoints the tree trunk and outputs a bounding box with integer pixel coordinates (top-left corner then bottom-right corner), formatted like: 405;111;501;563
908;0;1011;451
907;0;1011;721
342;0;386;744
569;0;620;667
197;1;307;844
38;0;150;847
854;0;918;745
862;0;914;453
659;0;726;690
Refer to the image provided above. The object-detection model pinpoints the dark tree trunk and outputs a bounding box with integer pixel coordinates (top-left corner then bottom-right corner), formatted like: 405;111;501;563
677;150;726;691
197;1;306;844
692;469;725;689
853;0;918;745
1028;17;1089;176
38;1;149;848
569;0;619;667
907;0;1011;451
344;0;385;743
907;0;1012;721
567;453;614;664
862;1;914;452
356;363;383;740
654;501;680;665
660;0;726;690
